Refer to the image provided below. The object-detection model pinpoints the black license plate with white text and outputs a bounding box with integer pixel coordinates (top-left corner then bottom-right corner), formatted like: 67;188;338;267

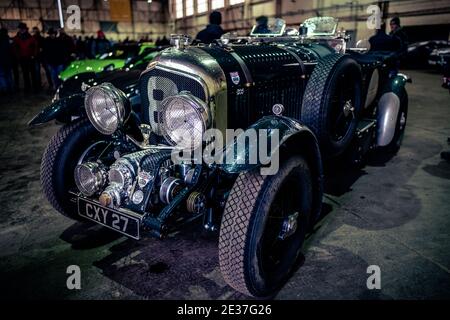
78;198;141;239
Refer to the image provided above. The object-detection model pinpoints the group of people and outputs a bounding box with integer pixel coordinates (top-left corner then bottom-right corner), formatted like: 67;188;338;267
369;17;408;55
196;12;408;54
74;31;112;60
368;17;408;75
1;13;409;95
0;24;118;94
0;23;74;94
0;24;117;94
0;20;177;95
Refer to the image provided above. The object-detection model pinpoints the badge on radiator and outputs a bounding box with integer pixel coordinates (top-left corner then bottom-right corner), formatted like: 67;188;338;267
138;171;153;188
230;72;240;85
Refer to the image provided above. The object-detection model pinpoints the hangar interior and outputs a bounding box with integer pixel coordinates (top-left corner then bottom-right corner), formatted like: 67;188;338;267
1;0;450;41
0;0;450;300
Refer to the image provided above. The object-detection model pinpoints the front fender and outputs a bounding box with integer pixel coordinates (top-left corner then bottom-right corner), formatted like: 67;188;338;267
220;115;324;225
220;116;320;175
28;94;85;126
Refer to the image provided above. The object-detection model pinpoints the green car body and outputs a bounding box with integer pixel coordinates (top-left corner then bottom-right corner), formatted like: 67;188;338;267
59;43;155;81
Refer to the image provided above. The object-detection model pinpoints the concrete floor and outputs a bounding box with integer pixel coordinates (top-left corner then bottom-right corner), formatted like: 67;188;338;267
0;69;449;300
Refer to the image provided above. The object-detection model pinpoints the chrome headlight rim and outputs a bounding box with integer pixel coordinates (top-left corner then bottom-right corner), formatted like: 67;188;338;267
158;92;210;150
84;83;127;135
74;162;107;196
108;159;136;192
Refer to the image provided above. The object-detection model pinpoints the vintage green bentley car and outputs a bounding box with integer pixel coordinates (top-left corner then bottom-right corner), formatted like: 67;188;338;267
59;42;155;81
30;17;409;298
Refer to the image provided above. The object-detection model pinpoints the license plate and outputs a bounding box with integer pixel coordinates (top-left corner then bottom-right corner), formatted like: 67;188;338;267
78;198;141;239
428;60;437;65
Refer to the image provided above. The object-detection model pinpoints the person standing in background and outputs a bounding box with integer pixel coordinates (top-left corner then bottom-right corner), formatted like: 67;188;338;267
389;16;408;75
159;35;170;46
253;16;270;34
40;29;54;92
85;36;94;58
389;17;408;56
93;30;111;56
196;11;224;44
31;26;43;90
75;35;86;59
58;28;75;67
13;22;38;92
369;23;400;52
42;28;65;92
0;28;14;94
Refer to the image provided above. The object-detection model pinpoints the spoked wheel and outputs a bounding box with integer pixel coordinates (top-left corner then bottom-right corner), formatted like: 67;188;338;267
329;73;358;143
219;156;312;298
259;171;309;289
301;54;362;157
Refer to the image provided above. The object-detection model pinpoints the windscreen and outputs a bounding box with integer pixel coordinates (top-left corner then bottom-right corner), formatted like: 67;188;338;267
250;18;286;37
303;17;338;36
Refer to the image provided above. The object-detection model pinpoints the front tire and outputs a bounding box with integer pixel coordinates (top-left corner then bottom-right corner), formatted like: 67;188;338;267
41;119;103;220
219;156;313;298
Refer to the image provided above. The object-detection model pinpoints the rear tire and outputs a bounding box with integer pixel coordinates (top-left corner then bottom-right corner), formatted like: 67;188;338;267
219;156;312;298
301;54;363;157
41;119;103;220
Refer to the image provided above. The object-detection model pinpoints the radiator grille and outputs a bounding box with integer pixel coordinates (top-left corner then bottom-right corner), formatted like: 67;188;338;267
140;68;206;134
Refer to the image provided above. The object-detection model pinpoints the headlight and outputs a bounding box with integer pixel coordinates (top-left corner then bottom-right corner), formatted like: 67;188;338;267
158;92;210;150
74;162;107;196
84;83;127;135
108;159;135;191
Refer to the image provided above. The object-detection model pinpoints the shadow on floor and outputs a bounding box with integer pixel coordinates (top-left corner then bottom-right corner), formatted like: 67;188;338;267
60;222;123;250
92;224;246;299
57;133;442;299
423;160;450;180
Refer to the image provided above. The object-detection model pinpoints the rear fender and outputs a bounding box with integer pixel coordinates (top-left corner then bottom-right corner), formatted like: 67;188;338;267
28;94;85;126
376;73;409;146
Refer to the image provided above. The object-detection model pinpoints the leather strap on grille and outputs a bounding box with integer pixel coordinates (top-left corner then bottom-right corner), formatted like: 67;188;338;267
230;51;254;85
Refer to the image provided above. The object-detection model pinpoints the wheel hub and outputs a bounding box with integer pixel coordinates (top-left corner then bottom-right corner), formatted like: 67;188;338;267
399;112;406;130
343;100;354;117
278;212;299;240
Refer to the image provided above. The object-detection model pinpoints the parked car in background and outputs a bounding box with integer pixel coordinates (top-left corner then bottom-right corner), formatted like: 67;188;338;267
58;42;155;81
402;40;449;69
428;47;450;70
29;45;166;125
